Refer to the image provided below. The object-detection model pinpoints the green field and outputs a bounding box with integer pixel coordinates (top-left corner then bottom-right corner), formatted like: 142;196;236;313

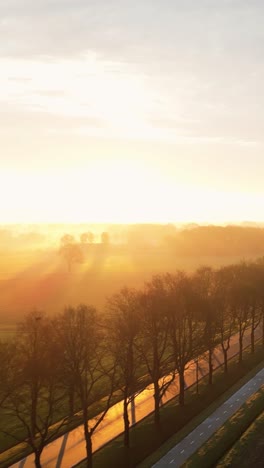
185;386;264;468
217;411;264;467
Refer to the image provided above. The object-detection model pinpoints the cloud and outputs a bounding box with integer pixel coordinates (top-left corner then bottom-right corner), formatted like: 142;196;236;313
1;1;264;146
1;0;263;63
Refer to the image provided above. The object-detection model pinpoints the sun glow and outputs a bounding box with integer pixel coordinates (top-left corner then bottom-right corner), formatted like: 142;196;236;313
1;161;263;224
0;54;154;134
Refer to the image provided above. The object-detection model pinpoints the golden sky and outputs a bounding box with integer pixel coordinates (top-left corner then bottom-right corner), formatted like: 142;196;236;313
1;1;264;223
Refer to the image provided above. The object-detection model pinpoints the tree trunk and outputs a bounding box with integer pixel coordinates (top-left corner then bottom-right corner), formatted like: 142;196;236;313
83;407;93;468
123;397;130;447
86;433;93;468
239;333;243;363
196;359;199;394
34;451;42;468
208;348;213;385
68;383;75;416
153;380;160;428
179;369;185;406
223;349;228;373
262;307;264;348
31;384;38;436
251;326;255;354
131;394;136;425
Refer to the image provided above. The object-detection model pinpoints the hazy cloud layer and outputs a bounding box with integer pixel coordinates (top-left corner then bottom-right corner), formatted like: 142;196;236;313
1;0;264;222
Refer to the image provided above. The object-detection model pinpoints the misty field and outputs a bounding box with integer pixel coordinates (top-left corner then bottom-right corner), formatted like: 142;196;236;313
1;223;264;323
0;247;258;324
0;325;15;341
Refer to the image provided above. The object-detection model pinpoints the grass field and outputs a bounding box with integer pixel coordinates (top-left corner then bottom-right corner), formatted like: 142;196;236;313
217;410;264;467
185;388;264;468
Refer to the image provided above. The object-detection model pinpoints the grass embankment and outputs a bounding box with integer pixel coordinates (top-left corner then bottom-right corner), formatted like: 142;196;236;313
185;388;264;468
217;410;264;468
75;344;264;468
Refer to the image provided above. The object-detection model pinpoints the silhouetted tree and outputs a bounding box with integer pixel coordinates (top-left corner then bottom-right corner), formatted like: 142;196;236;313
230;265;251;363
137;277;174;428
214;266;236;373
80;232;94;244
106;288;141;448
56;305;116;468
101;231;110;244
59;237;83;272
254;259;264;347
60;234;75;246
0;340;17;408
194;267;218;385
245;263;262;354
3;311;67;468
166;272;200;406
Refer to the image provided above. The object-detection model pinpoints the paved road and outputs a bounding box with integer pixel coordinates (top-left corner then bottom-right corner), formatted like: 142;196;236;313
7;326;261;468
153;366;264;467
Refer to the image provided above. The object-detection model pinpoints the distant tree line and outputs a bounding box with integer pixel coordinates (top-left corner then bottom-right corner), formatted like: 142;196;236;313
1;259;264;467
2;224;264;258
166;225;264;257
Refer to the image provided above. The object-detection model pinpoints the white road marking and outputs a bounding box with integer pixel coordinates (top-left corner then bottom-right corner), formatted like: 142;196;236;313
191;440;194;445
181;449;185;454
200;432;204;436
236;399;240;401
224;411;227;414
208;424;212;428
230;404;233;407
169;460;174;464
216;417;220;421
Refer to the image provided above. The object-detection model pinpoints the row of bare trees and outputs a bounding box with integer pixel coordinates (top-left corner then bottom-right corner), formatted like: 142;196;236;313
1;260;264;467
61;232;110;246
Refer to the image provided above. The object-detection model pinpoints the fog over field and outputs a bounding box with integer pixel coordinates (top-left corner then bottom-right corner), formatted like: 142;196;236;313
1;222;264;324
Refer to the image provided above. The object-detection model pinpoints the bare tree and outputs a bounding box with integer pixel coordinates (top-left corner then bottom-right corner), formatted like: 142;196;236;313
80;232;94;244
60;234;75;246
230;265;251;363
59;235;83;272
214;266;236;373
194;267;218;385
0;340;17;408
136;276;174;428
105;288;141;448
166;272;201;406
56;305;117;468
254;259;264;348
3;311;67;468
245;263;262;354
101;232;110;244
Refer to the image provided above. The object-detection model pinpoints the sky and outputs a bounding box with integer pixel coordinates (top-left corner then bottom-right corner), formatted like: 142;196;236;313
0;0;264;224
